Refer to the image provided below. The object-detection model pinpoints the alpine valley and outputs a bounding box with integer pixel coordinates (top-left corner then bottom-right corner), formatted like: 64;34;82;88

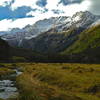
0;11;100;100
0;11;100;63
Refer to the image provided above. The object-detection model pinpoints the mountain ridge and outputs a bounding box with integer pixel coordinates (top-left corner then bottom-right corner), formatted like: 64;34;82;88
0;11;100;63
1;11;100;47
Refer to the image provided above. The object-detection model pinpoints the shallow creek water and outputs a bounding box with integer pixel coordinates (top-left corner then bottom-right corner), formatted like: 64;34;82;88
0;69;22;99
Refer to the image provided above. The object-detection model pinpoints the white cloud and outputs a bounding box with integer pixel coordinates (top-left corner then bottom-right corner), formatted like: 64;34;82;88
0;11;59;31
0;19;12;31
0;0;92;31
0;17;35;31
27;0;91;17
11;0;60;10
0;0;12;6
57;0;91;16
11;0;38;10
46;0;60;10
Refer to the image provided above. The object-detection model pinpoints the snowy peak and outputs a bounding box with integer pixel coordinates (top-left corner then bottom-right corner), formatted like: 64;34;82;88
71;11;100;28
1;11;99;36
72;11;98;22
72;11;84;22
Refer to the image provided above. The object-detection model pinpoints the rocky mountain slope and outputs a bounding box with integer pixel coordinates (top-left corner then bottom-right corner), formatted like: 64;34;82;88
1;11;100;48
0;38;40;62
0;11;100;63
0;38;11;61
1;16;71;46
18;11;100;53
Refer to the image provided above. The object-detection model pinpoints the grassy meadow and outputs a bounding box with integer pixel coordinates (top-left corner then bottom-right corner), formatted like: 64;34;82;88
0;63;100;100
0;64;16;79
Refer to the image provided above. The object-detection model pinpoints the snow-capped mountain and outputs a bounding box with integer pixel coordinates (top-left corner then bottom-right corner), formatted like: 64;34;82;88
1;11;100;47
72;11;100;28
1;16;72;46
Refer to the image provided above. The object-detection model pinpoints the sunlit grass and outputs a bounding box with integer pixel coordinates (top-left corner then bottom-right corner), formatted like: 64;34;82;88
1;63;100;100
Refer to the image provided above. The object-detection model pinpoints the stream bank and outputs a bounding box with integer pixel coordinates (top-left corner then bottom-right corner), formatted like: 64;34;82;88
0;68;22;100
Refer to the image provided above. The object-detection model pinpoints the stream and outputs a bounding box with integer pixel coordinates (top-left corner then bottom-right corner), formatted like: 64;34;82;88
0;69;22;100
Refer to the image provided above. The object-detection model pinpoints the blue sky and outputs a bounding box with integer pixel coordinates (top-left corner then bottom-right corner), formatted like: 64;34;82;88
0;0;99;31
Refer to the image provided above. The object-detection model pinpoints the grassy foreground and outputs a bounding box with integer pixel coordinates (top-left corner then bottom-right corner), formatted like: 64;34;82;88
0;63;100;100
0;64;16;79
